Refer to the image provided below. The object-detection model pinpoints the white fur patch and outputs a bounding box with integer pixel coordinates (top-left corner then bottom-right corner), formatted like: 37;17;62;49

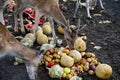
0;52;7;58
0;37;2;41
25;63;36;79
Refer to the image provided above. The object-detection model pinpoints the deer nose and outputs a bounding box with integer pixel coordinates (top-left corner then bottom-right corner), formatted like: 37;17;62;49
36;50;44;56
39;50;44;54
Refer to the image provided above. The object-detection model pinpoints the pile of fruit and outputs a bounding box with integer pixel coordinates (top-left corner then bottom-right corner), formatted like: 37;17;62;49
13;20;112;80
42;46;112;80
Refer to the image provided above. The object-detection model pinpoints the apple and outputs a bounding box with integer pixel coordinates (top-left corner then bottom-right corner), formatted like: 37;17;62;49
95;64;112;79
80;58;86;64
89;64;96;71
63;67;71;74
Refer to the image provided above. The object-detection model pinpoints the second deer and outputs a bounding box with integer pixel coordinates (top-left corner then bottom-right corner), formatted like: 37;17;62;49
74;0;105;18
14;0;83;49
0;22;44;80
0;0;82;49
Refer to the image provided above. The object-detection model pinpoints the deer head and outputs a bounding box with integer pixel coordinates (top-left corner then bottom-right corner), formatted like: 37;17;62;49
64;19;86;49
34;0;68;26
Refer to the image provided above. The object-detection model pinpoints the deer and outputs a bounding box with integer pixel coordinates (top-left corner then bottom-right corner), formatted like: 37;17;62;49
73;0;105;18
0;0;9;25
13;0;68;32
0;0;82;49
13;0;84;49
0;22;44;80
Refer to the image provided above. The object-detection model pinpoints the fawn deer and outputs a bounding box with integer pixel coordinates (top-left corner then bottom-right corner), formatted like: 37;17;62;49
0;22;44;80
0;0;82;49
14;0;83;49
73;0;105;18
13;0;68;33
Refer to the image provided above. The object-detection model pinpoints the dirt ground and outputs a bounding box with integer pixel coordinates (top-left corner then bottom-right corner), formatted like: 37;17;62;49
0;0;120;80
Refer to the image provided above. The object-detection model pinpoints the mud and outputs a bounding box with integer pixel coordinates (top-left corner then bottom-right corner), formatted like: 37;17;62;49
0;0;120;80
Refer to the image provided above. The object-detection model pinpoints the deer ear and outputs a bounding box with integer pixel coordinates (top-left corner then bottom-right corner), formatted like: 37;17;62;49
77;18;80;27
76;18;81;33
76;18;86;33
67;19;71;30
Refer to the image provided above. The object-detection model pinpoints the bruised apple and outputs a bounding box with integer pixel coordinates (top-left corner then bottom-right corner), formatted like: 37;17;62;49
69;50;82;63
60;55;74;67
74;37;86;52
95;64;112;79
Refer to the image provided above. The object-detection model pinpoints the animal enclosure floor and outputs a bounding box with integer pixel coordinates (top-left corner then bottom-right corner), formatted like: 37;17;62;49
0;0;120;80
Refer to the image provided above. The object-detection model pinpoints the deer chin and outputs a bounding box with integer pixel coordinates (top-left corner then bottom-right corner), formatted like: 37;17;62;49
66;37;78;49
31;50;44;66
64;19;86;49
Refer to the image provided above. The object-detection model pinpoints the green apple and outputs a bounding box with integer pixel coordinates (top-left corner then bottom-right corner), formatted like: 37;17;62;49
63;67;70;74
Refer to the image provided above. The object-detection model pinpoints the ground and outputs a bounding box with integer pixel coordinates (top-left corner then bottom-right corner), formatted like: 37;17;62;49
0;0;120;80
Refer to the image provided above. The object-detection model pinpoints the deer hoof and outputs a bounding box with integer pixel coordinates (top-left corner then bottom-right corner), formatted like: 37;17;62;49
87;16;92;19
14;27;19;32
73;15;77;18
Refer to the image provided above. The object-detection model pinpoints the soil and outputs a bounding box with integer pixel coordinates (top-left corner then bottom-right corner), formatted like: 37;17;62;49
0;0;120;80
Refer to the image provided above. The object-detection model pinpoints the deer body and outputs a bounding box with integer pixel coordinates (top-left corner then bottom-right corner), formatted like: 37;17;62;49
86;0;105;18
14;0;78;49
13;0;35;32
0;23;43;80
33;0;81;49
74;0;105;18
13;0;68;32
0;0;80;49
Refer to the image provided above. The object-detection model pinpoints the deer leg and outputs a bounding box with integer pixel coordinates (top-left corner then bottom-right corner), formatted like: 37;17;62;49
32;8;43;45
86;0;92;18
48;17;56;39
63;28;68;43
48;17;59;46
94;0;97;6
25;62;38;80
19;11;25;33
73;0;81;18
13;5;19;32
14;12;19;32
0;10;5;25
63;28;73;49
99;0;105;10
33;9;41;32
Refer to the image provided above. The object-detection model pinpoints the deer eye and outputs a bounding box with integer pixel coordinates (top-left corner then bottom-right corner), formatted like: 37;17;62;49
66;38;70;41
66;38;69;40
